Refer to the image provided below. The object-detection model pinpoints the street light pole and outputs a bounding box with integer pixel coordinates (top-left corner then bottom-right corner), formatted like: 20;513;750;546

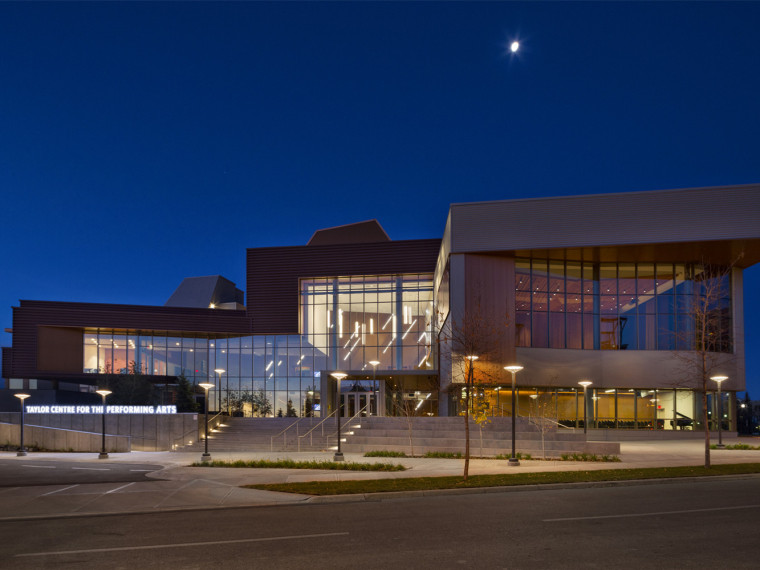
199;382;215;462
504;365;523;467
369;360;380;415
711;375;728;448
14;393;30;457
214;369;226;415
578;380;593;435
95;389;112;459
331;372;347;461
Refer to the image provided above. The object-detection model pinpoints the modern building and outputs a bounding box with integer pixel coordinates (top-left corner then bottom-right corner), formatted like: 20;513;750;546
3;185;759;431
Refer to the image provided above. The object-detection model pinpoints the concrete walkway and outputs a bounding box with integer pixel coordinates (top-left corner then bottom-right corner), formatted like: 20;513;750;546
1;436;758;520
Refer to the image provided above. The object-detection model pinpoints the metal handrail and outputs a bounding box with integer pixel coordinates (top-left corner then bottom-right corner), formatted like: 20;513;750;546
325;404;369;449
527;415;573;429
200;411;226;444
171;424;198;451
297;410;336;452
269;418;302;452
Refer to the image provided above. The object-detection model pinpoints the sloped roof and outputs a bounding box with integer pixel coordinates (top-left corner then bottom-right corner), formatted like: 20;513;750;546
164;275;244;308
307;219;391;246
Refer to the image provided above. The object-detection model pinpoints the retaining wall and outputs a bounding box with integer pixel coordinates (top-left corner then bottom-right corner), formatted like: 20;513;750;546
0;413;199;452
0;422;130;452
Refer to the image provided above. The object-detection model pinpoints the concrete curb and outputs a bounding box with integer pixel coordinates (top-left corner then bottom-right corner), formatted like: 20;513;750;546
304;472;760;504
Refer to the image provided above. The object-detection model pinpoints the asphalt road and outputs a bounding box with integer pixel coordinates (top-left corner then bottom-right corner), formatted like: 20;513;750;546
0;459;164;487
1;476;759;569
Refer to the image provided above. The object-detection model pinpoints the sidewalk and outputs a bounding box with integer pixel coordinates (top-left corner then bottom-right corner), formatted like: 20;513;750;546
1;437;758;521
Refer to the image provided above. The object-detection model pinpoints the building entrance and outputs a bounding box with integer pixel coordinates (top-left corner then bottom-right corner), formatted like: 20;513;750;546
340;391;376;418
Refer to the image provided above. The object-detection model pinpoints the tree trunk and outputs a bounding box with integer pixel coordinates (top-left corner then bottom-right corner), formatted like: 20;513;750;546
703;384;711;468
464;382;470;480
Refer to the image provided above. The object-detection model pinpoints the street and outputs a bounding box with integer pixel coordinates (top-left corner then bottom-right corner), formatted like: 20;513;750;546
1;476;758;569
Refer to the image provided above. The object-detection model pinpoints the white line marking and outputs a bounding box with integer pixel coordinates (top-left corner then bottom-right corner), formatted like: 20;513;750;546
41;485;79;496
105;482;135;494
544;504;760;522
129;469;153;472
16;532;350;557
21;465;56;469
72;467;109;471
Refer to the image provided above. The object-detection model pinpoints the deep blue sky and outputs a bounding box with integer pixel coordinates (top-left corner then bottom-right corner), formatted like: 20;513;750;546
1;2;758;394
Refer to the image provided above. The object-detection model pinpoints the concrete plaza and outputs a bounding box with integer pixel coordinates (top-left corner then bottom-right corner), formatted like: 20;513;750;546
1;436;758;521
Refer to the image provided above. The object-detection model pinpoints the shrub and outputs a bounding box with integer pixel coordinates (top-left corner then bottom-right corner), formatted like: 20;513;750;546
364;450;408;457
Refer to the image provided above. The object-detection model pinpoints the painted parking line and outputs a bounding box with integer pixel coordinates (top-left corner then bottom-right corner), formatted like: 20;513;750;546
71;467;110;471
105;482;135;494
41;484;79;496
21;465;56;469
543;504;760;522
16;532;350;557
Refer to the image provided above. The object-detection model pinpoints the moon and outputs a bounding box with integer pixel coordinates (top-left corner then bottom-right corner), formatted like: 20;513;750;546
510;41;520;53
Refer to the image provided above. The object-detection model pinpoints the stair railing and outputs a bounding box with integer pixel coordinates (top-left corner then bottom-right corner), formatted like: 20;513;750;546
269;418;302;452
297;410;336;452
324;404;369;450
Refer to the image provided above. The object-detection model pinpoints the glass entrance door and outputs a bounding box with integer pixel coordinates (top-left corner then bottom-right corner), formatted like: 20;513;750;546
340;392;375;418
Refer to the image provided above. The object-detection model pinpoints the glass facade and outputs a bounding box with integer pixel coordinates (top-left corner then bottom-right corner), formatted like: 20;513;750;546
462;386;732;431
83;273;434;417
515;259;732;351
300;274;434;371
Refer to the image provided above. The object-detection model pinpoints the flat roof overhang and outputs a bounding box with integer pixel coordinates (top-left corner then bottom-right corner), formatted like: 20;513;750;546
468;238;760;268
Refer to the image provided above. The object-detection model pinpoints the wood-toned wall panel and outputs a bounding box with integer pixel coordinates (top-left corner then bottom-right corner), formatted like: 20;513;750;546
37;326;82;373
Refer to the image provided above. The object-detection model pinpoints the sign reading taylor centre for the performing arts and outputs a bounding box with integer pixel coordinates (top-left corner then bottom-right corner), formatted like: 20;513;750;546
25;405;178;414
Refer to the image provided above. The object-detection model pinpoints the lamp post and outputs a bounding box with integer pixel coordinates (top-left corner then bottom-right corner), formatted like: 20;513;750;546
465;355;479;413
331;372;347;461
95;389;112;459
369;360;380;415
214;368;225;415
504;365;523;467
14;393;30;457
711;375;728;448
578;380;592;435
199;382;215;462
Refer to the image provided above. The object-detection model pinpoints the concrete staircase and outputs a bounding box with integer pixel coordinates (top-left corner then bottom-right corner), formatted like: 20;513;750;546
184;416;620;457
340;416;620;457
185;417;336;452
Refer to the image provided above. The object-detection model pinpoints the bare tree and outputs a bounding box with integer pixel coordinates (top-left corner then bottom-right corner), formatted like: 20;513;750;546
389;375;439;457
438;303;508;480
674;258;741;468
528;388;558;459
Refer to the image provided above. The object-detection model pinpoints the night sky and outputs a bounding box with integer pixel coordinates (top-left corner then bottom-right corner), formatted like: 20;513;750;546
1;2;758;395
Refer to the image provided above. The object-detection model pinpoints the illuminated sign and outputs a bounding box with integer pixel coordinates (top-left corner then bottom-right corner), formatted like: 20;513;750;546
25;405;178;414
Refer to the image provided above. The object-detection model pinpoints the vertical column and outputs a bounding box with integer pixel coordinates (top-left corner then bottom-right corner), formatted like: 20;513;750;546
395;276;403;370
330;278;339;370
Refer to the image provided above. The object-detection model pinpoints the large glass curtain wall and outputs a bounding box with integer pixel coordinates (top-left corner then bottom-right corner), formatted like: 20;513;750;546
84;331;329;418
467;387;730;430
82;273;434;418
300;274;434;372
515;259;731;351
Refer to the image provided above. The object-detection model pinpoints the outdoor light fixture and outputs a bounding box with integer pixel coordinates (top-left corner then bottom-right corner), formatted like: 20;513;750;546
369;360;380;416
504;365;524;466
711;375;728;448
331;372;348;461
14;393;30;457
199;382;215;462
95;389;112;459
214;369;225;415
578;380;593;435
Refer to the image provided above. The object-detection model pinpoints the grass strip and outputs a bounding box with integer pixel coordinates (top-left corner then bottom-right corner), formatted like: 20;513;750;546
243;462;760;496
711;444;760;450
191;459;405;471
